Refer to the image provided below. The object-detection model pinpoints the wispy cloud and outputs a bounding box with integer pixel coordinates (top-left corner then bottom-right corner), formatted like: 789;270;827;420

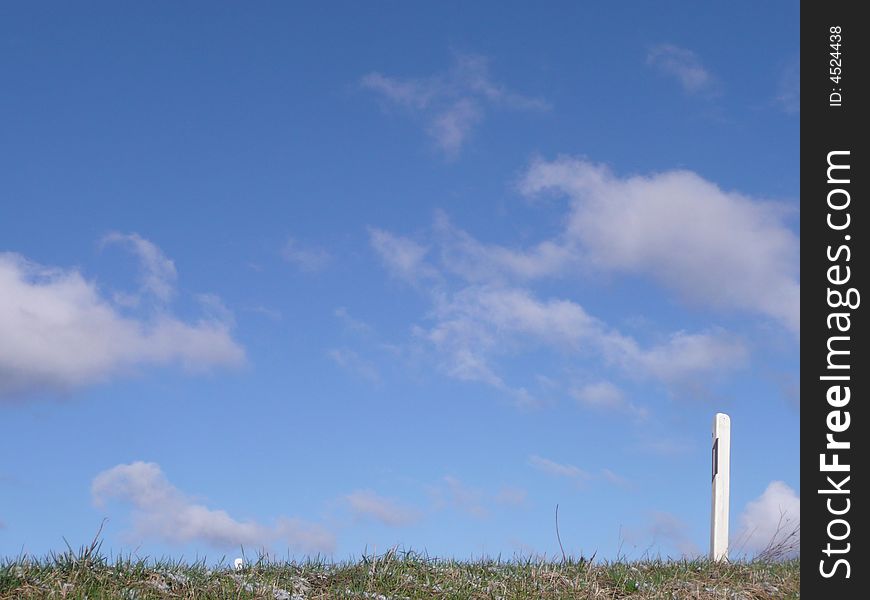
426;476;526;518
426;98;481;156
366;253;747;402
328;348;380;383
495;486;528;507
0;245;245;400
527;458;630;490
600;468;633;490
646;44;717;94
416;285;746;399
101;232;177;303
624;511;700;558
196;293;236;327
647;511;701;557
368;227;438;285
572;381;648;421
611;329;748;395
92;462;334;553
527;455;590;482
281;237;331;272
344;490;422;527
429;476;489;519
360;72;434;110
432;211;573;283
334;307;373;335
734;480;800;558
362;54;548;157
368;156;795;406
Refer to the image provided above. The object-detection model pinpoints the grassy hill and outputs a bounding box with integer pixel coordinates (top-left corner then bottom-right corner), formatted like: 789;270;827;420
1;546;799;599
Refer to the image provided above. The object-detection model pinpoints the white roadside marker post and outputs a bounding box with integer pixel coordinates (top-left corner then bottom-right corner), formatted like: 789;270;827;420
710;412;731;561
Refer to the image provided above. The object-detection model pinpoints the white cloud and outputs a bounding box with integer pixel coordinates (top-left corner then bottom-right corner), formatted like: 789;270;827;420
423;160;798;337
427;99;481;156
196;293;236;327
334;307;373;334
359;72;434;110
417;332;536;409
452;54;549;111
605;328;748;392
92;462;334;553
433;212;572;283
328;348;380;383
429;286;599;349
572;381;648;420
362;54;548;156
571;380;621;406
527;455;590;482
102;232;177;303
281;237;331;272
345;490;422;527
419;285;746;397
368;156;793;405
520;158;799;333
369;227;437;284
0;251;245;400
646;44;716;94
735;481;800;558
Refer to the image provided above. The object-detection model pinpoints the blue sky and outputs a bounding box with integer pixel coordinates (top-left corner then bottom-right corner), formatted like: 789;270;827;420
1;1;799;562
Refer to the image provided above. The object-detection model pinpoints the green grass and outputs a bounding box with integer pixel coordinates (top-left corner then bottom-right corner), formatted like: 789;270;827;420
1;545;799;599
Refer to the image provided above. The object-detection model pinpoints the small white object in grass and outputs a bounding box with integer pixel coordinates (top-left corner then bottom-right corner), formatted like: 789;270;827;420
234;558;244;571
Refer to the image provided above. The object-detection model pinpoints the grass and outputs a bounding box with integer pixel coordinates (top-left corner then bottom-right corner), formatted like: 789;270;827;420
0;544;799;599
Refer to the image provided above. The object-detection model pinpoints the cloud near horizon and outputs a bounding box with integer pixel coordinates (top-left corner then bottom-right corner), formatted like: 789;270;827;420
0;239;245;400
622;510;701;558
735;480;800;558
92;462;335;553
648;511;701;557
